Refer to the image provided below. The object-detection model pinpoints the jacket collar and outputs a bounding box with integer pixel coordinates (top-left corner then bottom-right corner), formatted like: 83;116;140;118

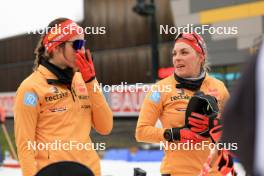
174;72;207;91
37;59;73;85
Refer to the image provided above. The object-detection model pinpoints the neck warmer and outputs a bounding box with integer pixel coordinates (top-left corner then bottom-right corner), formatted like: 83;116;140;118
175;71;206;91
40;59;74;85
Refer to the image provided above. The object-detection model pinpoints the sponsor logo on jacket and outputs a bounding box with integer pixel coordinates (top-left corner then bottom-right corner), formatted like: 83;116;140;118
76;83;87;93
81;104;91;109
176;88;184;95
78;95;89;100
170;94;190;101
49;86;59;93
170;88;190;101
49;106;67;112
24;92;38;106
149;91;161;103
45;92;68;102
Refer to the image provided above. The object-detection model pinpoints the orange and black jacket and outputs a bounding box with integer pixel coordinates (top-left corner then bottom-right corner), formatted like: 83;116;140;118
14;60;113;176
136;74;229;176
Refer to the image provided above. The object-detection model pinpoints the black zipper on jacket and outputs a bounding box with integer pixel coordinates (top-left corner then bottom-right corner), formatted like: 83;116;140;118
67;86;75;102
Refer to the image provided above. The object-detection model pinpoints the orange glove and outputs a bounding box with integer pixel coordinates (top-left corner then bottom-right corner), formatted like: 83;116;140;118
0;107;6;124
209;125;223;143
216;150;236;176
75;49;95;82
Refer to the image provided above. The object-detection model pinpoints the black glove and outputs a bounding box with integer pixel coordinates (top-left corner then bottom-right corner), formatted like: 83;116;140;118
185;91;220;137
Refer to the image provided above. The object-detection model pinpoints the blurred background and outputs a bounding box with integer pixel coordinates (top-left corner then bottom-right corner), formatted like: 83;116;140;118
0;0;263;175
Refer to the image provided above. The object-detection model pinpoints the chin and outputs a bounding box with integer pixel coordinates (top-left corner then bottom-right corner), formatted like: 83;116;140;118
175;71;187;78
67;62;77;69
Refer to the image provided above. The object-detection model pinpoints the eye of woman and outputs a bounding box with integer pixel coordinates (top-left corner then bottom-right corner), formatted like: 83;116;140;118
181;49;189;55
172;50;177;57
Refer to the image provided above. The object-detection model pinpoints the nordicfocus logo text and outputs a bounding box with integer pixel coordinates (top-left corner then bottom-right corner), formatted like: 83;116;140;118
160;24;238;35
160;141;238;151
45;92;68;102
27;140;106;151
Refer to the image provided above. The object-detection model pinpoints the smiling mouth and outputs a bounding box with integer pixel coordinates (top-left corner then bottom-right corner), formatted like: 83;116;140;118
176;65;185;69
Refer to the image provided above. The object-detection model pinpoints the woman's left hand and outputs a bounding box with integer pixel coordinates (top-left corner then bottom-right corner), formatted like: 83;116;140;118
187;112;221;137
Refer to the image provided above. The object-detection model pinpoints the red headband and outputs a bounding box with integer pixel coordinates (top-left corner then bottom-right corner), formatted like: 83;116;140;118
176;38;203;55
43;20;83;53
175;33;206;57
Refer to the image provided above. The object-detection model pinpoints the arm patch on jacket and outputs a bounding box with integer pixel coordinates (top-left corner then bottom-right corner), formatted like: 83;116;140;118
24;92;37;107
149;91;161;103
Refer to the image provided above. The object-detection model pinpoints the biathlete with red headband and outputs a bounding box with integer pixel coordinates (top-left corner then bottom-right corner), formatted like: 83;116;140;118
136;32;235;175
14;18;113;176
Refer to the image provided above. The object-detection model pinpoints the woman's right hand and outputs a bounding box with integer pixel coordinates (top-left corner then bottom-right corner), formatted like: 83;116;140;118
164;128;207;143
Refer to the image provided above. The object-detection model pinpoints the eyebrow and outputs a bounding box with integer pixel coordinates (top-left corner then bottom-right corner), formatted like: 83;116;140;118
173;48;189;52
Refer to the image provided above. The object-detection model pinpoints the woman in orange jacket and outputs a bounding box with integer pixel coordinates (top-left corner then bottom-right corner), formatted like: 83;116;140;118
14;18;113;176
136;32;231;176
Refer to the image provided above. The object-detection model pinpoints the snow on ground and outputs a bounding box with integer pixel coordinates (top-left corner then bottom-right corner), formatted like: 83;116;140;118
0;160;246;176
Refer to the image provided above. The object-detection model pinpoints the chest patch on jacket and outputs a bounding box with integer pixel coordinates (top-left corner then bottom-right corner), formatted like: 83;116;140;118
45;91;69;102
